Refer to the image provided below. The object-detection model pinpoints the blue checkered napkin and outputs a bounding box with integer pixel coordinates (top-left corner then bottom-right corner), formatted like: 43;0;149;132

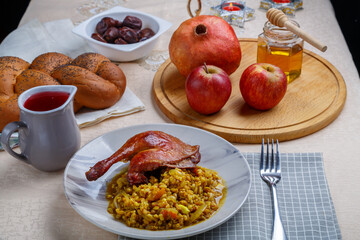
119;152;341;240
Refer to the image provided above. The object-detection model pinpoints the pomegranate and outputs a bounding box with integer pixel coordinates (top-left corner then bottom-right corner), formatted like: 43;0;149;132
169;15;241;77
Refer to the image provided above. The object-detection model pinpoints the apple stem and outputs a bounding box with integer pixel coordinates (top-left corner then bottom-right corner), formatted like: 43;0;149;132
267;67;270;72
203;62;209;74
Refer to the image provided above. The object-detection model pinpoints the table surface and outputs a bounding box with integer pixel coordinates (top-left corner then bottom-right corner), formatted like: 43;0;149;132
1;0;359;239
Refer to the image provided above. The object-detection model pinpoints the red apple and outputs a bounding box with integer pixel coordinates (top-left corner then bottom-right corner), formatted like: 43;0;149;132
186;64;232;115
240;63;287;110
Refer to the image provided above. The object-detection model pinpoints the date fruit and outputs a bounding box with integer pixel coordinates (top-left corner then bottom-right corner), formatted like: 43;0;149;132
138;28;155;41
96;17;122;35
92;15;155;45
123;16;142;30
114;38;128;44
118;27;138;43
103;27;120;43
91;33;107;43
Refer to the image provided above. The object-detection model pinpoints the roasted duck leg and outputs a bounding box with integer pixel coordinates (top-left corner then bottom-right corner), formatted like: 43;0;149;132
127;147;201;185
85;131;201;184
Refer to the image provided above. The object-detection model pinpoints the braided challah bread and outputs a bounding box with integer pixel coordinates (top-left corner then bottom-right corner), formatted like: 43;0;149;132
0;52;126;131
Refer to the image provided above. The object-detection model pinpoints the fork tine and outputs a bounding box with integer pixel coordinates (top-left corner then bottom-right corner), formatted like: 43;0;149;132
271;139;275;172
260;138;264;171
265;138;270;171
276;139;281;173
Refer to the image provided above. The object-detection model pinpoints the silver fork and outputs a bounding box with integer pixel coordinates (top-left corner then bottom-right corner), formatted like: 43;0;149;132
260;138;288;240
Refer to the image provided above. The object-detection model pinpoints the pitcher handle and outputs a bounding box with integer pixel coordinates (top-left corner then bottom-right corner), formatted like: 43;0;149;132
1;121;28;163
187;0;202;17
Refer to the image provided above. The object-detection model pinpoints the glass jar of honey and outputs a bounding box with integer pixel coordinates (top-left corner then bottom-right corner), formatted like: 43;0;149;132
257;21;304;83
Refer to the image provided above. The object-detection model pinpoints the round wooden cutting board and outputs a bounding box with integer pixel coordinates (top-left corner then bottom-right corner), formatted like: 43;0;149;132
153;39;346;143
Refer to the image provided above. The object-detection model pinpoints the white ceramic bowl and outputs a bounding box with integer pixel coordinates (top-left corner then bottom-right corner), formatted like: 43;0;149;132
72;6;172;62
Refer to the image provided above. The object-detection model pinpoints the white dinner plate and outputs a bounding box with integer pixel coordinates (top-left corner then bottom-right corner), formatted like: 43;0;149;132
63;123;251;239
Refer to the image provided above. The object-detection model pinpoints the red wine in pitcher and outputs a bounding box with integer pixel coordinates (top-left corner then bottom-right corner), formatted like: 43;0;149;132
24;91;70;111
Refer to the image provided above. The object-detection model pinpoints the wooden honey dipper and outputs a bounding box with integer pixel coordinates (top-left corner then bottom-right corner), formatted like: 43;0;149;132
266;8;327;52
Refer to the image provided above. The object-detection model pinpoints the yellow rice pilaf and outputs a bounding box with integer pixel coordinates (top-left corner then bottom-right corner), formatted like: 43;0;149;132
106;166;226;230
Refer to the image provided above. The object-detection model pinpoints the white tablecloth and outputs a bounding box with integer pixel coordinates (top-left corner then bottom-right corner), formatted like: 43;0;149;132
1;0;359;239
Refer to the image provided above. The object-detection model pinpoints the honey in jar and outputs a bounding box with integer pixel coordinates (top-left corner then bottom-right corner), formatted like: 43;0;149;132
257;21;304;83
